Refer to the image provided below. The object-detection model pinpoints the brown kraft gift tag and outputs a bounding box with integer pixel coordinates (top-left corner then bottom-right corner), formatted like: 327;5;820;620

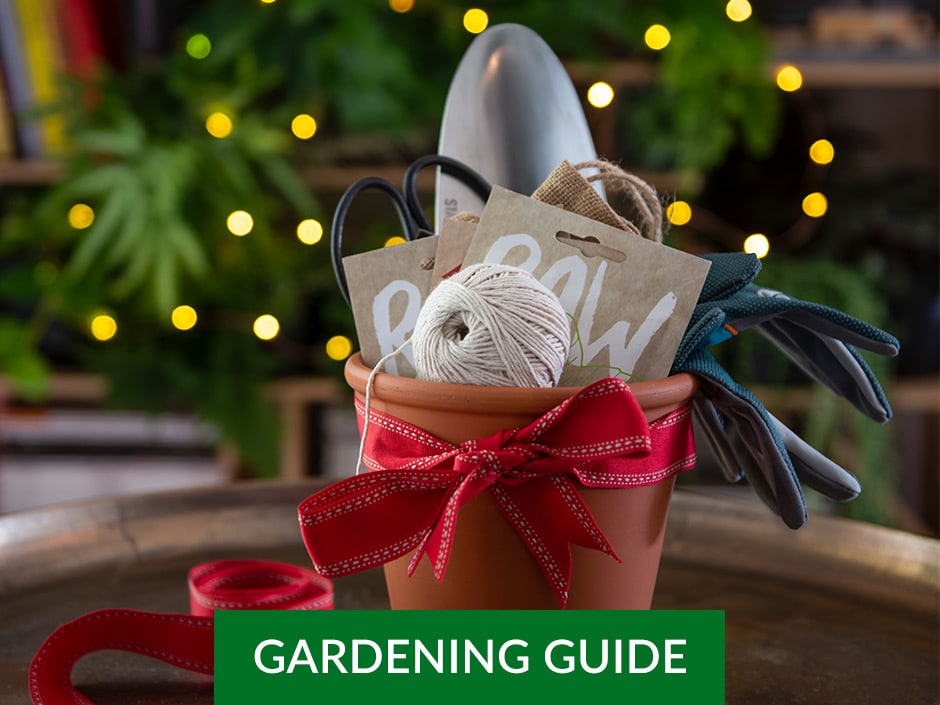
462;186;711;384
342;235;439;377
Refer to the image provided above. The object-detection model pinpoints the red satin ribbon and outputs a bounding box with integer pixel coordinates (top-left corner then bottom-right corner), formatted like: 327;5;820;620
299;377;695;606
29;560;333;705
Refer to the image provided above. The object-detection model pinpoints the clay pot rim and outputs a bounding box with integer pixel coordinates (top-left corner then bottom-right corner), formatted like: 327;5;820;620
344;352;698;416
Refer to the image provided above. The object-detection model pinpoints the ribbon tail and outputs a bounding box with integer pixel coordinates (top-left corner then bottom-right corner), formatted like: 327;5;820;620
417;462;501;581
299;470;454;577
490;476;618;608
29;609;214;705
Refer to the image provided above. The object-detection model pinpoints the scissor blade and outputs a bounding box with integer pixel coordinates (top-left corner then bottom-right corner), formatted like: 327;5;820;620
436;23;600;231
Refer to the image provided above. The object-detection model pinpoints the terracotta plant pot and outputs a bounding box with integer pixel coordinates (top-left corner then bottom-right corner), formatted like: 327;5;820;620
344;352;698;610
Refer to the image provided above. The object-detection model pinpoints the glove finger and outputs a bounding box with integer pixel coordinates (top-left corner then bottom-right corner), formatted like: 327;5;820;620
675;308;726;373
698;253;762;301
723;415;784;515
692;394;743;483
758;320;893;422
768;412;861;502
723;403;807;529
676;349;806;527
726;285;900;359
784;308;899;357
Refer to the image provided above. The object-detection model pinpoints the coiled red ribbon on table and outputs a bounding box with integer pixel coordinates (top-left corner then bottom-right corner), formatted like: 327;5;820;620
28;560;333;705
299;377;695;607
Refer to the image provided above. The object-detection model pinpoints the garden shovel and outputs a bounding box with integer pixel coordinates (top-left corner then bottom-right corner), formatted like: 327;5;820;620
436;23;600;231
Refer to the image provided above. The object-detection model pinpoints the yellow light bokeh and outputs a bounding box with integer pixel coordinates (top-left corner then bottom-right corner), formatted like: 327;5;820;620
325;335;354;361
253;314;280;341
809;139;835;165
802;192;828;218
227;210;254;236
186;33;211;59
666;200;692;226
205;111;233;138
384;235;407;248
776;65;803;92
587;82;615;109
389;0;414;12
260;0;277;4
291;114;317;140
463;8;488;34
171;305;197;331
297;219;324;245
644;24;671;51
68;203;95;229
90;314;117;341
725;0;752;22
743;233;770;258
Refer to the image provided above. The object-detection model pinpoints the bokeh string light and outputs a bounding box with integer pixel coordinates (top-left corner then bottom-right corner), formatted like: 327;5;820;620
90;314;117;342
743;233;770;258
802;192;828;218
253;314;280;341
172;305;198;331
587;82;614;109
809;139;835;165
297;219;323;245
325;335;353;361
776;65;803;92
666;201;692;227
291;114;317;140
644;24;671;51
725;0;752;23
205;111;233;138
463;8;488;34
227;210;254;236
186;34;211;59
68;203;94;229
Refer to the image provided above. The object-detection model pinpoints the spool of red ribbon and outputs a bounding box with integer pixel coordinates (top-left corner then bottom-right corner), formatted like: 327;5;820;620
29;560;333;705
188;559;334;615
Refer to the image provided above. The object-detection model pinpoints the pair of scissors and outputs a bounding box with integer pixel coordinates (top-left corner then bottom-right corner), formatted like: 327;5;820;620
330;154;492;307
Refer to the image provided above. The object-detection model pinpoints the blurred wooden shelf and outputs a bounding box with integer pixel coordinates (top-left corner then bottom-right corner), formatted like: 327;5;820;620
0;373;344;481
0;159;65;185
751;376;940;415
0;160;439;191
566;48;940;89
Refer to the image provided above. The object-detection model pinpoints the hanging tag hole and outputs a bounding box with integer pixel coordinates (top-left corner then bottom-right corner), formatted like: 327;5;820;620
555;231;627;262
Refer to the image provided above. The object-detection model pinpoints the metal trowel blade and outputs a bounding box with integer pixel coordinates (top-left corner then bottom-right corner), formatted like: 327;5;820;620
436;23;600;231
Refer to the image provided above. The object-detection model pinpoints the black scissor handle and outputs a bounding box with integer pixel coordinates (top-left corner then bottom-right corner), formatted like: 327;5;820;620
402;154;493;233
330;176;417;308
331;157;493;308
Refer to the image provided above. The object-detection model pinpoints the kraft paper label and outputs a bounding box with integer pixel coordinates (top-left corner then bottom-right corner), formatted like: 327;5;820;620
342;235;439;377
462;187;711;383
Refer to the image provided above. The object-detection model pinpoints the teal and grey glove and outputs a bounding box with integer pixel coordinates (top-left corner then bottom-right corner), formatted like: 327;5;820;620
675;253;897;527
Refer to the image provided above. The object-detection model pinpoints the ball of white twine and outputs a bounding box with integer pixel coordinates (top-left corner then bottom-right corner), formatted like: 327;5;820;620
412;263;571;388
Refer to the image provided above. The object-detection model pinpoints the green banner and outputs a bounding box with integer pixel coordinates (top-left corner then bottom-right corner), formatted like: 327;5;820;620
215;610;724;704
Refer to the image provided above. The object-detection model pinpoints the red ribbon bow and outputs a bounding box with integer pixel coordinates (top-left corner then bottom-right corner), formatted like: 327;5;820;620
299;378;694;606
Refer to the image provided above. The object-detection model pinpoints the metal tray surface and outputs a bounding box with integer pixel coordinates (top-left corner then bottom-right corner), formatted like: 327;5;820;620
1;481;936;705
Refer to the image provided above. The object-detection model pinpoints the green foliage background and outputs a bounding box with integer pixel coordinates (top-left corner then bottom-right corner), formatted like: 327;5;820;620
0;0;782;475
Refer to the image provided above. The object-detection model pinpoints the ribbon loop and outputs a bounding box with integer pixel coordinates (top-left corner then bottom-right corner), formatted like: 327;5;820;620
299;377;695;606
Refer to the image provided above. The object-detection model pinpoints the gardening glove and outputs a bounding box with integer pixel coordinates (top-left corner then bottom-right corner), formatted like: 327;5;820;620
673;253;889;526
697;281;900;423
679;347;808;528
